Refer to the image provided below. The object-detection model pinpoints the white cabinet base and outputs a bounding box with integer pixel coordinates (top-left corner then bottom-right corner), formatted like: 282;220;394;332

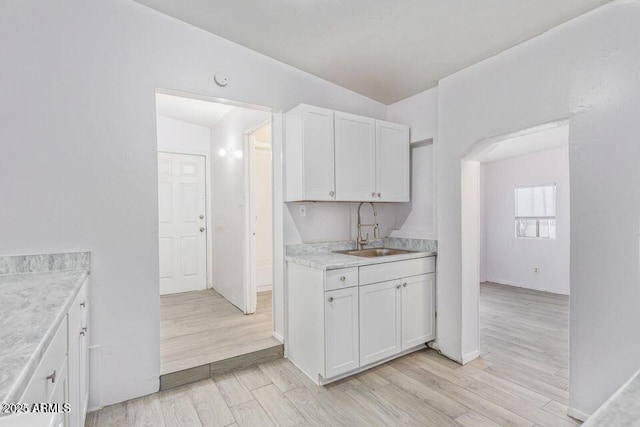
316;343;427;385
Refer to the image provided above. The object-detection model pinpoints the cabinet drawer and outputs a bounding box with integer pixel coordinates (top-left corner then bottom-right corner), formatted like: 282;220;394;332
359;257;435;285
68;279;88;338
325;267;358;291
21;319;67;404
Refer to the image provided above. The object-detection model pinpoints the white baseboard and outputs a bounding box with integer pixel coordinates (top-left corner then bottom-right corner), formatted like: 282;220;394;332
461;349;480;364
272;331;284;343
567;407;590;422
258;285;272;293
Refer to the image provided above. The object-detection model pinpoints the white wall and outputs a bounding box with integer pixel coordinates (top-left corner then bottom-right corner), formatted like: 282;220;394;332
284;202;397;245
210;107;270;309
156;116;211;154
0;0;386;408
481;147;570;295
435;0;640;416
386;87;438;239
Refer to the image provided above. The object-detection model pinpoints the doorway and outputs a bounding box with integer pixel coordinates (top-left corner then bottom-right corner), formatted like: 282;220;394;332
246;120;273;314
462;120;574;418
155;91;281;381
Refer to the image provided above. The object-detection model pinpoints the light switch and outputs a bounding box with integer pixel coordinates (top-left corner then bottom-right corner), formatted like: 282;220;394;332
299;204;307;217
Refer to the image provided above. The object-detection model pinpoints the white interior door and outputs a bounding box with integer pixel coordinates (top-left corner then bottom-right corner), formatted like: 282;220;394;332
158;152;207;295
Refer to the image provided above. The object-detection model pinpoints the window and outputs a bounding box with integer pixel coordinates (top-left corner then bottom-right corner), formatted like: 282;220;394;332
515;185;556;239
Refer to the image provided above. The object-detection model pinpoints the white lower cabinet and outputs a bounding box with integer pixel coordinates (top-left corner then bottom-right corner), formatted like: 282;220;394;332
359;280;402;366
401;273;436;350
287;256;436;385
324;287;359;378
19;277;90;427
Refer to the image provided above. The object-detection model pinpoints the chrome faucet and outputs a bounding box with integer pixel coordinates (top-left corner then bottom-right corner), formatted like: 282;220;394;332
357;202;379;250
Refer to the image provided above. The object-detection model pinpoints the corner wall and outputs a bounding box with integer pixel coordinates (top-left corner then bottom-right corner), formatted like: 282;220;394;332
436;0;640;415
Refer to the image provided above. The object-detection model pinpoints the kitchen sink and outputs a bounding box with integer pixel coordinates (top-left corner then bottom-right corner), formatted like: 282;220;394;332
333;248;416;258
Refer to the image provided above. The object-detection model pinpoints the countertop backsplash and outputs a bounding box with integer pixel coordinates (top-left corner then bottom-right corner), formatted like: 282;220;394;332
286;237;436;256
0;252;91;275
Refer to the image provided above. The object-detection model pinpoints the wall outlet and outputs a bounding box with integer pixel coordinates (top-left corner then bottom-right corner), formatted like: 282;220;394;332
534;267;539;273
299;204;307;217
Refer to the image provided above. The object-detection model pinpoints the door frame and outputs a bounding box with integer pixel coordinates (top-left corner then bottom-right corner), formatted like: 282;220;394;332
459;117;570;363
158;149;213;290
155;87;284;345
243;118;273;314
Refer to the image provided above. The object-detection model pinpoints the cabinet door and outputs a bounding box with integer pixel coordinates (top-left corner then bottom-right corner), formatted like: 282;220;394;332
335;112;376;201
303;106;335;200
50;357;68;426
359;280;402;366
375;120;409;202
324;287;359;378
401;273;435;350
79;324;89;419
67;329;81;427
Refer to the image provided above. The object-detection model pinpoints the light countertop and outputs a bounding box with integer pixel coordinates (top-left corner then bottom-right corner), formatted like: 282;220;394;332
285;238;437;270
583;369;640;426
0;252;90;411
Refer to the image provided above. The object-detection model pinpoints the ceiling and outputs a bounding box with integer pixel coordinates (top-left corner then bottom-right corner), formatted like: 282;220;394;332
135;0;610;104
480;124;569;164
156;93;232;127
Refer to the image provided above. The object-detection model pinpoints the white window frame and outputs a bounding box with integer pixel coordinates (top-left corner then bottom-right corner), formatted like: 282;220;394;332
515;184;557;239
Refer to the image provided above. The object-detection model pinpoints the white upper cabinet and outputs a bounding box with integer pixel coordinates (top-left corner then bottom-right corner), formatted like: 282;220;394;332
334;112;376;201
285;105;336;201
376;120;410;202
285;104;410;202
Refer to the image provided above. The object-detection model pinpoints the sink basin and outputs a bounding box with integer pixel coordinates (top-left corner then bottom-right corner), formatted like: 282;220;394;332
334;248;415;258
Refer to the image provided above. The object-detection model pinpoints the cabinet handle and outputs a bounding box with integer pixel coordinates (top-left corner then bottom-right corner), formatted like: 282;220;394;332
403;283;407;287
377;193;381;198
46;370;56;384
396;284;401;289
80;327;87;336
329;191;335;197
328;297;334;302
371;192;376;197
340;276;346;282
80;301;86;308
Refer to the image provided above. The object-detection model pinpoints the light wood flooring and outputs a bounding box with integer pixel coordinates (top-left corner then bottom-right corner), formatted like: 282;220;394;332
161;290;280;375
88;282;576;426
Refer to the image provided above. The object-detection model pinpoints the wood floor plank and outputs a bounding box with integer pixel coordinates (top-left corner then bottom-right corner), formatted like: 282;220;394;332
188;379;236;427
230;400;275;427
258;360;307;393
284;386;349;427
391;358;534;427
371;383;460;426
160;394;202;427
234;367;273;391
373;363;469;418
252;384;308;426
95;402;129;427
456;410;503;427
213;372;255;408
126;394;165;427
